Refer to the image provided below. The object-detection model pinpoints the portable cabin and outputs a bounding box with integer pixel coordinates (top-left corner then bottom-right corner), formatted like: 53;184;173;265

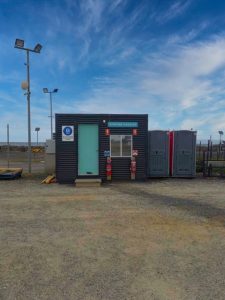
171;130;197;177
55;114;148;183
148;130;170;177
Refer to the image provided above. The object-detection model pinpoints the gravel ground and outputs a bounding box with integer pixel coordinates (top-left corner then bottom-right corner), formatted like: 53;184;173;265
0;177;225;300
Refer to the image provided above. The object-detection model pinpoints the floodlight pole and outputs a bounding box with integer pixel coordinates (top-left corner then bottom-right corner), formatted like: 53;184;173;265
50;92;53;140
43;88;58;140
15;40;42;174
37;130;39;145
7;124;9;168
26;49;32;174
35;128;40;145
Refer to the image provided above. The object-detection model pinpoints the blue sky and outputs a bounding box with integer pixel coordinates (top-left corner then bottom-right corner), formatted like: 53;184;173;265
1;0;225;142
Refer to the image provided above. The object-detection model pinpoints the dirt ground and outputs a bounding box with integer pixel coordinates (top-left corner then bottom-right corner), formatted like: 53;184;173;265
0;177;225;300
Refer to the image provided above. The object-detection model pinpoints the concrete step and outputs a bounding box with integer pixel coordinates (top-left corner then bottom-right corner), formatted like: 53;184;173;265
75;178;102;187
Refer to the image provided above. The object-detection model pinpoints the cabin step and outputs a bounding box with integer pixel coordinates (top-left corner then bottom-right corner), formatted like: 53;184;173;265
75;178;102;187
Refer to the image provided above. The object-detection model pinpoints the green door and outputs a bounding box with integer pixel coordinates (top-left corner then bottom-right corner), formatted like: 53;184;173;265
78;124;99;175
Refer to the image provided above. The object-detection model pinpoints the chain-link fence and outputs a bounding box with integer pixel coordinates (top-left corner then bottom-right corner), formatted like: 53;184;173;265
197;140;225;176
0;144;45;173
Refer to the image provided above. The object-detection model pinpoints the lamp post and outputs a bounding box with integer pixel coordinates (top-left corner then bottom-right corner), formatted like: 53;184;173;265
15;39;42;174
43;88;58;139
35;127;40;145
7;124;10;168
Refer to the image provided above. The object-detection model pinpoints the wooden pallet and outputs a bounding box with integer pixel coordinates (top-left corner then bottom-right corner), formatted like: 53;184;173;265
0;168;23;179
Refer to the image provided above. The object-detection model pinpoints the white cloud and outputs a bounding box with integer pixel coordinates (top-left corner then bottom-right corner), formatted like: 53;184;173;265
181;118;206;130
39;0;147;71
155;0;192;24
109;0;124;12
166;22;209;45
2;1;225;141
139;36;225;108
69;34;225;139
3;32;225;141
78;0;105;34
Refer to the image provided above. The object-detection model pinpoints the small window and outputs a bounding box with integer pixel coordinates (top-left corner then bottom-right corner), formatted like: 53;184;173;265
111;135;121;156
122;135;132;156
110;135;132;157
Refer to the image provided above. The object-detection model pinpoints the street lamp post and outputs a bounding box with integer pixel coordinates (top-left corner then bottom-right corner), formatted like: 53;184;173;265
35;127;40;145
43;88;58;139
7;124;10;168
15;39;42;174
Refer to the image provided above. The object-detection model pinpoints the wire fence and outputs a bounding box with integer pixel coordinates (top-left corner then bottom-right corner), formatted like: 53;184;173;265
197;140;225;177
1;140;225;175
196;141;225;161
0;145;45;173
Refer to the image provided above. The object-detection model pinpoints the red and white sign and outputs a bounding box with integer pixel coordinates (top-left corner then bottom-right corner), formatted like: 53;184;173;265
130;157;136;180
132;129;138;136
132;150;138;156
105;128;110;136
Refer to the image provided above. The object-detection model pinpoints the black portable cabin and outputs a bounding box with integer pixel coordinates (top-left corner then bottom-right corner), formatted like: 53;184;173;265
55;114;148;183
148;130;170;177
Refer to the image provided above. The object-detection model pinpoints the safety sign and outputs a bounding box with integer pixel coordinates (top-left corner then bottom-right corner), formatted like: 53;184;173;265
62;126;74;141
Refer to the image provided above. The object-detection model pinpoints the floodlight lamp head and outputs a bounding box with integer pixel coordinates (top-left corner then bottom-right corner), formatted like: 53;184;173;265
53;88;58;93
34;43;42;53
15;39;24;48
218;131;224;135
43;88;48;93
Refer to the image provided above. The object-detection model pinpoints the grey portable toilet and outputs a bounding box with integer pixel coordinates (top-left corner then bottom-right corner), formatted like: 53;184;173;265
172;130;196;177
148;130;169;177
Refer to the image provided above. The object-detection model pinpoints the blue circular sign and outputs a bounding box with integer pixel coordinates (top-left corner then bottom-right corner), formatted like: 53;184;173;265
63;126;72;136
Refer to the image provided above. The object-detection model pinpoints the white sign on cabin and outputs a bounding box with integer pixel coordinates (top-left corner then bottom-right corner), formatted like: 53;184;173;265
62;126;74;141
